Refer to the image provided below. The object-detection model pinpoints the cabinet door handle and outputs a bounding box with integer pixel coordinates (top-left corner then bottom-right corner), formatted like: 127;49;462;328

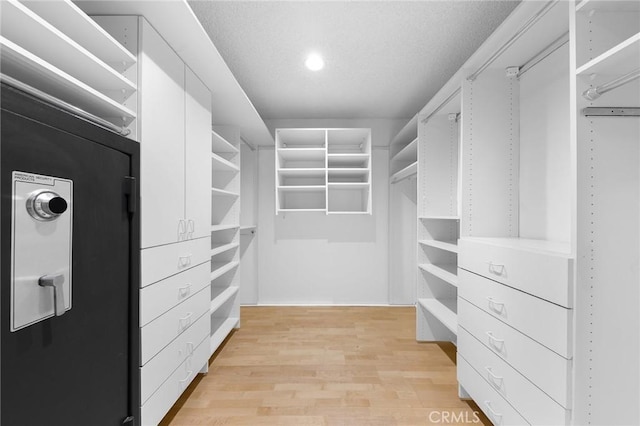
486;296;505;313
187;219;195;239
486;331;505;351
486;261;506;275
178;220;186;241
484;401;503;423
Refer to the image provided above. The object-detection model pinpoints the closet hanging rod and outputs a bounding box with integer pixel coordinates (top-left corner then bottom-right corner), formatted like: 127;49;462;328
582;68;640;101
466;0;558;82
421;88;461;124
582;107;640;117
519;32;569;77
0;73;131;136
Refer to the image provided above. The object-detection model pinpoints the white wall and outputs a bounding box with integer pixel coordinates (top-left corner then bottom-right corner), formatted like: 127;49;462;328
239;142;258;304
254;118;406;305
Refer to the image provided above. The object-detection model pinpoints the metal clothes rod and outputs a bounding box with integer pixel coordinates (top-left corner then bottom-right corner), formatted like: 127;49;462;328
582;68;640;101
519;32;569;77
466;0;558;82
421;87;461;124
582;107;640;117
0;73;131;136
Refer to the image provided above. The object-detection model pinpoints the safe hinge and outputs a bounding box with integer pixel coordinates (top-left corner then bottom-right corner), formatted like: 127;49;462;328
123;176;137;214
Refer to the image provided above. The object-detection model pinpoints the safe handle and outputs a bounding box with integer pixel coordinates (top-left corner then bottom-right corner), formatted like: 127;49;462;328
39;274;65;316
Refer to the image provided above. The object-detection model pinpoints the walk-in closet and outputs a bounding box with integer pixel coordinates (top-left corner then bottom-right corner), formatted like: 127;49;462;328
1;0;638;425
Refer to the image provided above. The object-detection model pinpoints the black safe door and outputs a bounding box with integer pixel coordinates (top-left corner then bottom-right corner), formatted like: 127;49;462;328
1;91;136;425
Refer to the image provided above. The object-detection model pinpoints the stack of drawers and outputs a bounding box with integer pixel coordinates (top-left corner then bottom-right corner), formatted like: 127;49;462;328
457;238;573;425
139;238;211;425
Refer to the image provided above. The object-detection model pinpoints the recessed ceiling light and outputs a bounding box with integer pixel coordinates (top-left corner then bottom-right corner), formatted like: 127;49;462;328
305;53;324;71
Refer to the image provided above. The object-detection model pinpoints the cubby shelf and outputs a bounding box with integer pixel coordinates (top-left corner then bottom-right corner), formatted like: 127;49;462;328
211;130;239;153
211;187;240;198
0;37;137;126
210;286;239;315
210;242;239;257
418;263;458;287
417;298;458;335
390;161;417;183
391;137;418;163
576;33;640;76
23;0;136;70
276;128;372;214
2;0;136;98
210;317;239;355
211;153;240;172
210;261;239;281
419;239;458;253
419;215;460;221
211;224;239;232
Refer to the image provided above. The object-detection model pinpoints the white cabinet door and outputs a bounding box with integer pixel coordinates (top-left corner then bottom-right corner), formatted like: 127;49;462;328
184;67;211;240
140;18;185;249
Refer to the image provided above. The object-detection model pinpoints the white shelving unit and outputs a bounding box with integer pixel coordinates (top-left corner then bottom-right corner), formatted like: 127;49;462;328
416;90;461;344
210;126;241;356
275;128;372;214
0;0;137;134
573;1;640;424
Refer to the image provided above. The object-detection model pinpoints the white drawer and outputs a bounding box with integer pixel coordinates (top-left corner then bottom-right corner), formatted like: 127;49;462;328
459;238;573;307
459;327;571;423
458;356;529;426
141;286;209;365
141;311;210;404
459;298;571;407
458;268;572;357
141;237;210;287
141;337;209;426
140;261;210;326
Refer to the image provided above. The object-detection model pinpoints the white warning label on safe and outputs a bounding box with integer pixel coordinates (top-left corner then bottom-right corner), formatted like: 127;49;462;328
13;171;55;186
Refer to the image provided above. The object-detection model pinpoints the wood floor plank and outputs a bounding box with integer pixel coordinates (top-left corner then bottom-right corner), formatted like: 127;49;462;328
160;306;489;425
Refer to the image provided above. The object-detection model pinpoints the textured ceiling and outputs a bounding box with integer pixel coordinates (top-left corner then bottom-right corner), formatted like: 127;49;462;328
189;1;520;120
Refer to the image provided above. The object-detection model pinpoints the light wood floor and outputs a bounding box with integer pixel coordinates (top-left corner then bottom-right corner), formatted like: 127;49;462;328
160;306;489;425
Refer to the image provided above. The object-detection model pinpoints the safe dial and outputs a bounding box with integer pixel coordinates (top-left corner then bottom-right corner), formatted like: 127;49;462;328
26;190;68;221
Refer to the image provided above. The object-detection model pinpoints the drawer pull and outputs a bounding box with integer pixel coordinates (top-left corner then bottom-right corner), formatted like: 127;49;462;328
486;331;505;352
186;341;195;355
486;261;506;276
178;370;193;387
178;254;192;268
178;283;192;298
486;296;505;314
179;312;193;330
485;366;504;391
484;401;503;423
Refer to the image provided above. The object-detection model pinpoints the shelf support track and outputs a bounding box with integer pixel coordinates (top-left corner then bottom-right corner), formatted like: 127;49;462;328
582;107;640;117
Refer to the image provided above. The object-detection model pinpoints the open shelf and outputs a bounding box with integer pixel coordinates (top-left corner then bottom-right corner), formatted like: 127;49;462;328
210;286;239;315
211;187;240;198
392;137;418;163
418;263;458;287
418;298;458;335
460;237;572;257
210;317;238;355
390;161;417;184
419;215;460;221
278;185;326;192
419;239;458;254
577;33;640;76
211;153;240;172
327;182;369;189
210;242;239;257
576;0;640;14
211;224;239;232
278;168;325;177
23;0;135;71
2;0;136;100
211;129;239;153
278;148;326;162
327;153;369;168
210;261;239;281
0;37;136;127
